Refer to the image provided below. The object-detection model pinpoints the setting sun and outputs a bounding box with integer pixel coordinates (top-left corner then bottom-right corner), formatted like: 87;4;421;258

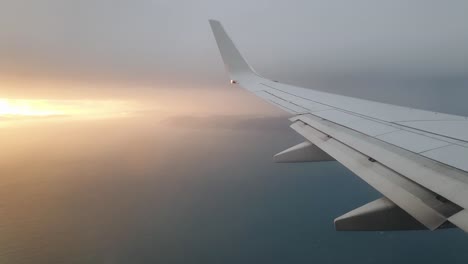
0;99;64;116
0;98;141;124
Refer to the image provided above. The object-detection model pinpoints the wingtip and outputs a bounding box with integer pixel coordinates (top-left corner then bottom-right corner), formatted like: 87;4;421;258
209;19;259;79
208;19;221;26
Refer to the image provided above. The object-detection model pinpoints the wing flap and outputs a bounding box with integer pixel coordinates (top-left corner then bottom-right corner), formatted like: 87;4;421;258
290;119;462;230
293;114;468;211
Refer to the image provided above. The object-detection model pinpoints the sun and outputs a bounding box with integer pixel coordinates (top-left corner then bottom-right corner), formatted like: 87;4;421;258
0;98;141;123
0;99;63;116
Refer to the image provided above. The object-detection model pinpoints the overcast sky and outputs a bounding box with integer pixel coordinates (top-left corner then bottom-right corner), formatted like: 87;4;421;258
2;2;468;262
0;0;467;113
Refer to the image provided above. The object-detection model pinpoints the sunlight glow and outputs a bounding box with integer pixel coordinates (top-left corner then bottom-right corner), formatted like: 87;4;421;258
0;98;139;121
0;99;64;116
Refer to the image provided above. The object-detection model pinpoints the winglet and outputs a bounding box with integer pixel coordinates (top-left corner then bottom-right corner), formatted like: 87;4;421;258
209;20;260;81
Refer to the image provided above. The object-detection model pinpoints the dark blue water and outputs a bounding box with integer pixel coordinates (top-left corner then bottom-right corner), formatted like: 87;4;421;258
0;115;466;263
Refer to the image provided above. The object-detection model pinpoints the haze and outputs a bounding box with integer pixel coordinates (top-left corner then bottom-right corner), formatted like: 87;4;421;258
1;1;468;263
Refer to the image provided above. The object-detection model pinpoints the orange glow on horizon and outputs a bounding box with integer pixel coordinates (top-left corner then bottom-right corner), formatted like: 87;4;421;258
0;98;142;125
0;98;64;116
0;75;283;125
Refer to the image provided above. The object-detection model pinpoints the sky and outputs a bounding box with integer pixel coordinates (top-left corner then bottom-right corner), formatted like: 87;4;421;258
1;1;468;263
0;0;467;113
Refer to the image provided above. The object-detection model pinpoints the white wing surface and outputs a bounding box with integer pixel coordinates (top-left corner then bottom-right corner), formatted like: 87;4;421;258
210;20;468;232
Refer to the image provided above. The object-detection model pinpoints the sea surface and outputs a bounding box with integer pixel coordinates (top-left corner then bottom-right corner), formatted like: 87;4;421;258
0;111;467;264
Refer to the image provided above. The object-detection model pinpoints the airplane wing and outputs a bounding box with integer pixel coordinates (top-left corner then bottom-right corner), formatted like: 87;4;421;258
209;20;468;232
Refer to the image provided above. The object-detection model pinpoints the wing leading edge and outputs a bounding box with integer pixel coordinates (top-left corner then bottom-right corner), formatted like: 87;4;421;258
209;20;468;232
